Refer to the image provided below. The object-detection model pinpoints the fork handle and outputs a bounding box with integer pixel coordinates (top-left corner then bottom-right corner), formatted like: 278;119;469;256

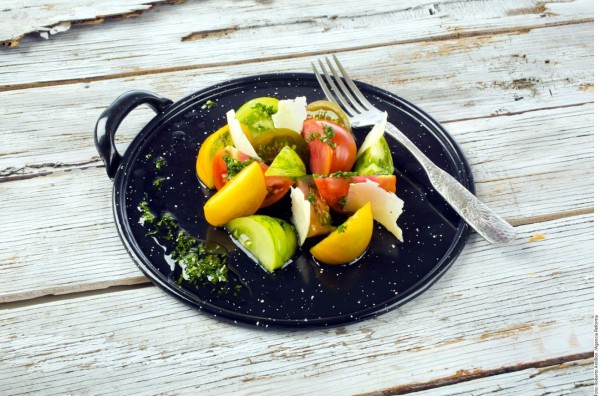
385;123;517;244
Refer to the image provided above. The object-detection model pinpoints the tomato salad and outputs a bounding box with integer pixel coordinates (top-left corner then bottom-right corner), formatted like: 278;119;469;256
197;96;404;272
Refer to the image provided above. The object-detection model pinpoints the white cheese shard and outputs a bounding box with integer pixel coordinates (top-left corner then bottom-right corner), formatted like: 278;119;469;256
356;112;387;158
272;96;307;133
290;186;311;246
226;109;259;158
343;179;404;241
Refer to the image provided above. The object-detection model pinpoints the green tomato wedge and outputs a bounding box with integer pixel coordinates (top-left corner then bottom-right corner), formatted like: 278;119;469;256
226;215;297;272
250;128;309;165
235;97;279;137
354;135;394;175
265;146;307;180
278;218;298;265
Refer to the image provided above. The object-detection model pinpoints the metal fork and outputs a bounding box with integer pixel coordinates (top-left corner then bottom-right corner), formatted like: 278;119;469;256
312;55;517;244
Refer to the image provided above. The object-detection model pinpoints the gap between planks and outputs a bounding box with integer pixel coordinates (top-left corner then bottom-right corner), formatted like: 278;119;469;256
0;18;592;94
442;101;594;125
0;282;153;311
356;354;594;395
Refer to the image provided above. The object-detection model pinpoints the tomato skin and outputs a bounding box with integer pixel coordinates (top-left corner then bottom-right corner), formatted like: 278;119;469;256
351;175;396;194
306;100;353;133
212;146;292;207
314;175;396;213
213;147;259;190
261;176;294;208
196;125;233;189
307;138;333;175
295;179;336;238
301;119;356;175
251;128;309;165
235;97;279;137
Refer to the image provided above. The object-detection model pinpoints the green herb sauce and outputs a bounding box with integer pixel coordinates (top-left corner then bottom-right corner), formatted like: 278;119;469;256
138;201;238;294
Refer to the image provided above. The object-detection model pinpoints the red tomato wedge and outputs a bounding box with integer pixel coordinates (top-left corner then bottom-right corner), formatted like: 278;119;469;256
261;176;294;208
213;146;293;207
314;175;396;213
307;139;333;176
301;119;356;175
295;179;336;238
213;147;265;190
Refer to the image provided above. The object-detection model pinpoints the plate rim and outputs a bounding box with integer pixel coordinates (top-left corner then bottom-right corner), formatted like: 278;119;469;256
110;72;474;328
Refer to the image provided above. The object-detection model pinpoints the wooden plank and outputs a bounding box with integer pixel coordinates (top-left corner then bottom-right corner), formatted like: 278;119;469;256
0;0;592;87
0;23;593;178
0;0;183;47
402;358;594;395
0;103;592;302
445;103;593;221
0;214;593;394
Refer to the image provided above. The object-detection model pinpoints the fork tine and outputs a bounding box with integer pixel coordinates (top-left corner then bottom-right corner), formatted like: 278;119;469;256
317;59;358;117
332;54;376;110
313;62;355;117
324;57;369;113
311;63;337;104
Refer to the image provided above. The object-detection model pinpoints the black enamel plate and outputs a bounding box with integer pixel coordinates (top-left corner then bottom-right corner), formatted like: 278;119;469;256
95;73;474;327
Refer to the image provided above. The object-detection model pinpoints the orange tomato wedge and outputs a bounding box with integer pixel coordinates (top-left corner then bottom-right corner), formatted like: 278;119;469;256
196;125;233;189
310;202;373;265
203;162;266;226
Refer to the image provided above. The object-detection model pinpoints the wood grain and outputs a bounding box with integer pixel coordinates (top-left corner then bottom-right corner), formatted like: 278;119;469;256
0;0;591;87
0;102;592;303
0;0;184;47
0;214;593;394
374;357;594;395
1;23;593;179
0;0;594;392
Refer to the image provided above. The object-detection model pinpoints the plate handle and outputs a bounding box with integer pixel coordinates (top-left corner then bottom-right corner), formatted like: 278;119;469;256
94;90;173;180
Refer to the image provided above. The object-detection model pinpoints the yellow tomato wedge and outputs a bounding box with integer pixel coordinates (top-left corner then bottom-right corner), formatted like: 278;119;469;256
203;162;266;226
310;202;373;265
196;125;233;188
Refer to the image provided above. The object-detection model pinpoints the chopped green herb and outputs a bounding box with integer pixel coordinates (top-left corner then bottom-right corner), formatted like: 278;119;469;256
155;157;167;170
240;101;278;133
337;195;347;208
305;125;337;148
145;153;153;159
139;201;155;224
252;102;277;117
320;125;337;148
173;232;229;286
329;171;358;178
151;212;178;239
223;155;256;180
337;224;347;233
153;177;166;189
307;190;317;205
201;99;216;109
306;132;321;142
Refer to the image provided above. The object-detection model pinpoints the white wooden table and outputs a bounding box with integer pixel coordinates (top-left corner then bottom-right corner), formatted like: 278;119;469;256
0;1;595;394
